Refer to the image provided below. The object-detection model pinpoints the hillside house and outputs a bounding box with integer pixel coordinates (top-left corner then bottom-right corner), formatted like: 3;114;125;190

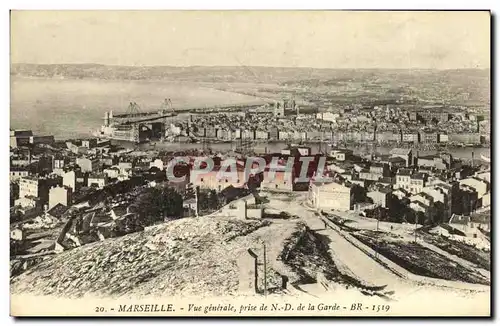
308;181;353;211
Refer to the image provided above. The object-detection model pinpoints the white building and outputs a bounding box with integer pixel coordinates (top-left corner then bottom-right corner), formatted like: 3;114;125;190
10;168;29;182
118;162;134;170
316;112;339;123
308;181;353;211
14;196;38;209
10;228;25;241
52;157;67;170
439;133;449;143
459;177;489;198
63;170;77;193
49;185;73;209
395;169;427;194
76;157;100;173
421;183;453;220
103;167;121;179
18;176;56;206
190;166;246;192
117;171;131;181
329;149;353;161
474;171;491;184
19;176;39;199
87;174;108;189
261;166;294;192
149;159;165;171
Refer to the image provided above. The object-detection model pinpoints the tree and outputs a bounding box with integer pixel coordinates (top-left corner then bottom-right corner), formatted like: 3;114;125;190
208;190;220;210
367;206;388;221
432;202;446;225
350;184;367;204
154;170;167;183
247;172;263;190
413;211;426;225
10;240;24;257
149;166;161;174
161;187;183;219
388;195;411;223
197;189;220;213
133;188;164;224
129;186;183;225
88;189;108;206
146;166;164;182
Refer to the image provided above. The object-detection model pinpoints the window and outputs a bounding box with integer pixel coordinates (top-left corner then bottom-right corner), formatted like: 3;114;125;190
225;179;228;183
237;179;240;183
200;178;204;182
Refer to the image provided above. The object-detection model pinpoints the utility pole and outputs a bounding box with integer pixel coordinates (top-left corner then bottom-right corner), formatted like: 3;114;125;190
263;243;267;297
194;186;199;217
414;215;418;243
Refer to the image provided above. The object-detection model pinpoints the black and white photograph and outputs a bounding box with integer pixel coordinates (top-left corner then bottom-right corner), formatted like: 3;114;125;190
8;10;491;317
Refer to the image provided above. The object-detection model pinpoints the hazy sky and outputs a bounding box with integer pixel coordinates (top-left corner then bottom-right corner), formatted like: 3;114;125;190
10;11;490;69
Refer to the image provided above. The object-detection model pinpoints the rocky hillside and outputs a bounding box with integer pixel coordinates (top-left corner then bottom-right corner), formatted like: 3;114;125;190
12;216;357;299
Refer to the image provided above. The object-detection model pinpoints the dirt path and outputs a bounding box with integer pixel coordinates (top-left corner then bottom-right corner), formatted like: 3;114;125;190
262;192;490;299
263;195;409;293
314;226;407;290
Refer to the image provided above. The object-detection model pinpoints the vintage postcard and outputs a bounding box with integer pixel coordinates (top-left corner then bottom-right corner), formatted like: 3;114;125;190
9;10;491;317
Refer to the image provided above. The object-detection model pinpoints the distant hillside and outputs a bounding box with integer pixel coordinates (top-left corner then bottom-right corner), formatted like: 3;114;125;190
10;63;338;83
10;64;490;107
11;63;490;84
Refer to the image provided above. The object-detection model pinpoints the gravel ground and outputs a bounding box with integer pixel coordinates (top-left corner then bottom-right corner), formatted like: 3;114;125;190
11;216;336;299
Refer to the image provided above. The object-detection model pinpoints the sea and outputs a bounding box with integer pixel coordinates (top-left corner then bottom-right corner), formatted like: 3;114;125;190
10;77;264;140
